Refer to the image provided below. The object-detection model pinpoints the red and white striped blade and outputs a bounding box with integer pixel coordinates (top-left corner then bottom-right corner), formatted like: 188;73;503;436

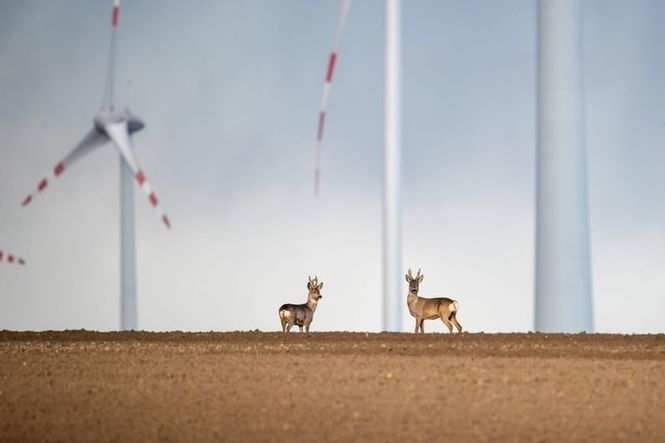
112;0;119;27
314;0;352;196
21;128;108;207
103;0;120;110
104;121;172;229
0;249;27;265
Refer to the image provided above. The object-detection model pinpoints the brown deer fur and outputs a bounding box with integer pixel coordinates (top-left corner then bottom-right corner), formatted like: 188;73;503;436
405;268;462;333
278;276;323;332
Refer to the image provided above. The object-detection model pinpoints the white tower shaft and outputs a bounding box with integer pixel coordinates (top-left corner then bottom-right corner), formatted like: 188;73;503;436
535;0;593;332
120;156;138;330
383;0;402;331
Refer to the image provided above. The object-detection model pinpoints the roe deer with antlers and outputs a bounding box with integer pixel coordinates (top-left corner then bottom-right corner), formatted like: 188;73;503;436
278;275;323;332
405;268;463;333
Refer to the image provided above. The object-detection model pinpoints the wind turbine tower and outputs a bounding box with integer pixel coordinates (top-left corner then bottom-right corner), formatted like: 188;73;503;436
535;0;593;332
383;0;402;332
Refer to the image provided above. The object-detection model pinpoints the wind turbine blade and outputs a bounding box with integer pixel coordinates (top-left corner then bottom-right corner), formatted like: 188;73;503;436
314;0;352;196
102;0;120;110
21;128;108;207
105;122;172;229
0;250;27;265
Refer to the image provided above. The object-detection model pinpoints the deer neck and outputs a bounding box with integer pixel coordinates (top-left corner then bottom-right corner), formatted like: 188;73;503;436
407;290;420;307
306;295;319;311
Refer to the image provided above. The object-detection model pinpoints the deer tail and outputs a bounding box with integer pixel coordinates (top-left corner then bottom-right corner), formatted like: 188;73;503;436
450;301;459;312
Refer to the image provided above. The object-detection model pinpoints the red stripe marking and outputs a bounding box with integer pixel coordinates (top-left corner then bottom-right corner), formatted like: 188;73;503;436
136;170;146;185
22;195;32;206
38;178;48;192
112;5;119;27
162;215;171;229
149;193;158;207
317;112;325;141
54;162;65;176
18;258;26;265
326;52;337;83
8;255;14;263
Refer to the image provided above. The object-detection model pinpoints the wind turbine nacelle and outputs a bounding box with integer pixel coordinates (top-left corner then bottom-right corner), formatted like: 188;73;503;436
127;117;145;134
94;109;145;135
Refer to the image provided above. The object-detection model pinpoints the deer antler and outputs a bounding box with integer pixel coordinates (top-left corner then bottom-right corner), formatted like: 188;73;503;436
407;268;413;279
415;268;421;279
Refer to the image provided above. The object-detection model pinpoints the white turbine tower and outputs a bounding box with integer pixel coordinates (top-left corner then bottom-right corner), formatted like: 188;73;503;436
314;0;403;331
20;0;171;331
535;0;593;332
383;0;402;332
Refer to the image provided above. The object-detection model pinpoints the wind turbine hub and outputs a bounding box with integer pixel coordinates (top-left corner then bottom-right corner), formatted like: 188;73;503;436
94;109;145;135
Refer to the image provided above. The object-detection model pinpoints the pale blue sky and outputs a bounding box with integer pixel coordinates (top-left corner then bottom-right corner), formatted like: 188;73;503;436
1;0;664;332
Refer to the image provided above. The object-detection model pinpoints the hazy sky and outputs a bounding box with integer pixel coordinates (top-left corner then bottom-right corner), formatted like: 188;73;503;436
1;0;664;333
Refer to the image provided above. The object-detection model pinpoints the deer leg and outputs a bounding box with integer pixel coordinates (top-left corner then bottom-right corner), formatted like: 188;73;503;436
298;325;304;332
286;321;293;332
450;312;463;333
419;319;425;333
441;316;454;333
414;318;421;334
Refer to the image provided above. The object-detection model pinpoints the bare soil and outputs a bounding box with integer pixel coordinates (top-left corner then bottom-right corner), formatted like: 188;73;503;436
1;331;664;442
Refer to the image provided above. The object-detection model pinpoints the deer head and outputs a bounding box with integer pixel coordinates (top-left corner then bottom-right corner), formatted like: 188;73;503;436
405;268;423;294
307;275;324;300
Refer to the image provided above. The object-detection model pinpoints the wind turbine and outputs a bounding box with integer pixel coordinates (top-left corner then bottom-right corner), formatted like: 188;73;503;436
535;0;593;332
20;0;171;330
314;0;403;331
0;250;26;266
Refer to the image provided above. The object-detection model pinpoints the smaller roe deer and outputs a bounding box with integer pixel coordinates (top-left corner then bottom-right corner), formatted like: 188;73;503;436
406;268;462;333
278;275;323;332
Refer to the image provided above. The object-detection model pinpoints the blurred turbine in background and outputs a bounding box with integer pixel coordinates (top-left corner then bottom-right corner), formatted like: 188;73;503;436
19;0;171;331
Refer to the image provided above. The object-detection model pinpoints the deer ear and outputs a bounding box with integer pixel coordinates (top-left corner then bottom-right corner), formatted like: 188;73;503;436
317;282;324;290
405;274;411;283
417;275;424;283
307;282;311;290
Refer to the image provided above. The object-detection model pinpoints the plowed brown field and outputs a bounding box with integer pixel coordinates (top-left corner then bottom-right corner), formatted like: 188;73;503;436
1;331;664;442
